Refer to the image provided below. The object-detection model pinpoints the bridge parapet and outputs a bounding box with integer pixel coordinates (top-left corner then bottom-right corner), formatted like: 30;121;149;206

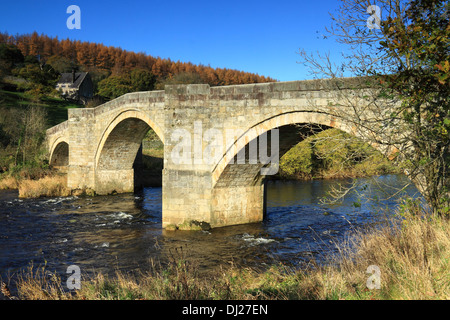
92;90;165;117
46;119;69;136
209;77;371;95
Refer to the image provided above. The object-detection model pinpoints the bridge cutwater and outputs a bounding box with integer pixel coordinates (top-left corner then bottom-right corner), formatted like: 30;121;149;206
46;77;400;229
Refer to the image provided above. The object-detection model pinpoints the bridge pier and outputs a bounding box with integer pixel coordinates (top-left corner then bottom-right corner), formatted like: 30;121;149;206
66;165;95;192
211;182;266;227
65;108;97;192
162;168;266;228
95;169;135;194
162;169;212;227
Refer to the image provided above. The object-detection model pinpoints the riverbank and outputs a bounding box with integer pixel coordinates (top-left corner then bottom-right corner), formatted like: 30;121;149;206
3;207;448;300
0;169;396;199
278;128;401;180
0;173;70;198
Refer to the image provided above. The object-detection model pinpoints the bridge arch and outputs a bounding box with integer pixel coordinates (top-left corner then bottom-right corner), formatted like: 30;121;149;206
95;109;164;168
208;110;395;227
49;137;69;168
212;111;360;187
94;109;164;194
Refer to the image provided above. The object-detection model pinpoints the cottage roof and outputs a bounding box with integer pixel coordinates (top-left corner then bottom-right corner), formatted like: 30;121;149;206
57;72;88;88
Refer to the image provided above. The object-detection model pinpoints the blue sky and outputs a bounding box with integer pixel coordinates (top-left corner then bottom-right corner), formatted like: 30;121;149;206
0;0;350;81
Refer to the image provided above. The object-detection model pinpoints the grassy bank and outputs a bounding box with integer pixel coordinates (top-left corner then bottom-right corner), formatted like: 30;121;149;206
0;83;76;197
278;128;400;180
0;172;70;198
17;174;70;198
0;88;79;127
3;207;448;300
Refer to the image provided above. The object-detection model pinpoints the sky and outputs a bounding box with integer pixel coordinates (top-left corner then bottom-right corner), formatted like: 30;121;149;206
0;0;351;81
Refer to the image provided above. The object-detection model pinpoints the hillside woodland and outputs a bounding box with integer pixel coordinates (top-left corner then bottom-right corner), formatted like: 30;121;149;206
0;31;275;100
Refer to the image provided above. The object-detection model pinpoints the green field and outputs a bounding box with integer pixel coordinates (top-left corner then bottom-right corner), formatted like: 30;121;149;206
0;88;79;127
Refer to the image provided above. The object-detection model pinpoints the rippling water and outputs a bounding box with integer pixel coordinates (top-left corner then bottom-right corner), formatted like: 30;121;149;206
0;174;421;282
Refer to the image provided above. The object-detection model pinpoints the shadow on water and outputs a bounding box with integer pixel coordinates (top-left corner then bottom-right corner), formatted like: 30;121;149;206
0;174;421;282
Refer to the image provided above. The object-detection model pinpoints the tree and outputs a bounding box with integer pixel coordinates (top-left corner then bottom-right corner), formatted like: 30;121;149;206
21;105;48;164
15;62;59;87
76;41;91;66
379;0;449;214
12;56;59;100
28;31;42;57
42;34;53;58
97;46;112;70
97;68;156;99
97;74;133;99
130;68;156;91
167;72;204;84
1;32;277;88
0;105;47;166
0;44;24;74
298;0;449;215
61;38;76;62
46;55;77;73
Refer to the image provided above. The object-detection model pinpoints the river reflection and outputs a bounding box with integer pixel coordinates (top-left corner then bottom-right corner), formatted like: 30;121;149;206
0;174;420;280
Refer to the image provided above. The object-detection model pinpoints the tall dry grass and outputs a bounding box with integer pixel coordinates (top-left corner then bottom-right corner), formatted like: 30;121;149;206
299;211;450;299
0;176;19;190
12;264;70;300
18;175;70;198
1;171;70;198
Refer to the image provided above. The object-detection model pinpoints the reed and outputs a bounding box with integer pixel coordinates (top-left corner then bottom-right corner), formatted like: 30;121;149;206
13;264;69;300
18;175;70;198
292;209;450;300
0;176;19;190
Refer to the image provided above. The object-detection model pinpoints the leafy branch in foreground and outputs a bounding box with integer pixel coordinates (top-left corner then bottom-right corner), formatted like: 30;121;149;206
378;0;450;214
298;0;449;215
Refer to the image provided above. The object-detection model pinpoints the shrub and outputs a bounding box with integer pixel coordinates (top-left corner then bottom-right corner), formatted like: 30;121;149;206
279;128;399;179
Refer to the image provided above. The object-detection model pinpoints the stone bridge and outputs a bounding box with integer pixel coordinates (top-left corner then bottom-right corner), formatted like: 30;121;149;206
46;77;400;229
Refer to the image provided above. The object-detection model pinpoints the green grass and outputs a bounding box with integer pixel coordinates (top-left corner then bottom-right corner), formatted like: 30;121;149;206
0;85;79;173
278;128;400;180
0;89;79;127
142;131;164;172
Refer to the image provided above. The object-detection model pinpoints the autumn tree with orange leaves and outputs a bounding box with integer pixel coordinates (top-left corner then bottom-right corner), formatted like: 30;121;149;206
0;31;275;91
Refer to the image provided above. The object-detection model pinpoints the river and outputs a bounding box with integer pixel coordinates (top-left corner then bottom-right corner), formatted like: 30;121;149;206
0;174;421;285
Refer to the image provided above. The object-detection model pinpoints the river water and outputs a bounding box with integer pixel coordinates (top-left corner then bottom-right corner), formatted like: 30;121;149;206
0;174;421;283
